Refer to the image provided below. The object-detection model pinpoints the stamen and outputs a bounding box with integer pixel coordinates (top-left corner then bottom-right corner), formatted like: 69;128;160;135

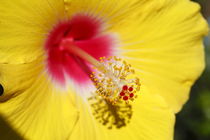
60;38;141;104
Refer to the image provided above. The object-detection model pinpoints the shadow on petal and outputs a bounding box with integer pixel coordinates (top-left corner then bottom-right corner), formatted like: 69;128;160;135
0;114;24;140
88;95;133;129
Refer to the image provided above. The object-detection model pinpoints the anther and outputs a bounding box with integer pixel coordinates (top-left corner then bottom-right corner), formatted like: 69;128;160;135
120;92;125;96
123;85;128;90
130;93;134;98
129;87;133;91
123;96;129;101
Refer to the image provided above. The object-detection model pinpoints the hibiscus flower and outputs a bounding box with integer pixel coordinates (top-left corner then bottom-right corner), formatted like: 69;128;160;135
0;0;208;140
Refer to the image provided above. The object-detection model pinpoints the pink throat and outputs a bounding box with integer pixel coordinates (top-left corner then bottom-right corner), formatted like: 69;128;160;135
45;14;116;85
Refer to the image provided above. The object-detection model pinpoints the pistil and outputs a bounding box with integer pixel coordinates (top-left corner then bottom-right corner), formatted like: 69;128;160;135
60;38;141;104
60;38;104;70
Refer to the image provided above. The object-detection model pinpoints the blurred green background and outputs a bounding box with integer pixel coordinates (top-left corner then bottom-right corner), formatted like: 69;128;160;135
175;0;210;140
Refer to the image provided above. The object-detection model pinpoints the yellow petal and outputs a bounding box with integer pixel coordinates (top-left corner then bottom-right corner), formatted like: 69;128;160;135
115;0;208;113
0;59;78;140
0;0;66;64
70;92;175;140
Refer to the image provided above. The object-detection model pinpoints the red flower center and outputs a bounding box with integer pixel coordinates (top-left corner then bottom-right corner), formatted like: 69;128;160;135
45;14;116;85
